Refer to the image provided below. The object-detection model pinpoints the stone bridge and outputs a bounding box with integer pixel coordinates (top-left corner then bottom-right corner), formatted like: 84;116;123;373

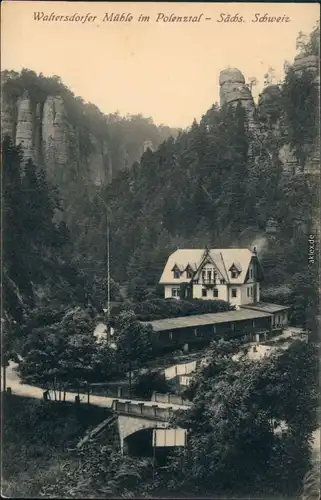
112;399;188;454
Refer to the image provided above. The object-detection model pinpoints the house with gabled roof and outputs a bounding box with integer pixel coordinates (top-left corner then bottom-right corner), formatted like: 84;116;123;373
159;247;264;307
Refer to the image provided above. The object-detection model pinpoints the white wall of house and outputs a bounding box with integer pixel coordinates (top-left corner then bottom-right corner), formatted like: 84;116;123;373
241;284;257;305
164;261;261;305
256;282;260;302
165;285;181;299
247;262;255;283
192;284;228;301
228;285;243;307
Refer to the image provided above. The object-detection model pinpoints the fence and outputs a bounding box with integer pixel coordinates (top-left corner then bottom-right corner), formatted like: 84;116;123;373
151;392;191;406
164;360;198;381
112;399;173;421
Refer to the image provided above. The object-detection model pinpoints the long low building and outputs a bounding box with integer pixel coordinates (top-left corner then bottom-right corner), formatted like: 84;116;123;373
140;302;289;350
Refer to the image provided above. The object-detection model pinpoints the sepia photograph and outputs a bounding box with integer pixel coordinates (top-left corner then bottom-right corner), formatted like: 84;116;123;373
1;1;320;498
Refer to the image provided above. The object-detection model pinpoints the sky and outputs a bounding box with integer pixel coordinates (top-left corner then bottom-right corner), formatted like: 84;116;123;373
1;2;319;128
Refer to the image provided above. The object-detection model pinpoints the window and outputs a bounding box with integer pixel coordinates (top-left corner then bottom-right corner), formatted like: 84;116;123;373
207;270;212;281
194;328;198;336
213;289;219;297
172;288;179;297
169;332;173;340
220;279;225;284
247;288;250;297
187;270;193;279
250;287;253;296
231;288;237;298
202;289;207;297
173;270;180;279
231;270;238;279
250;268;253;278
202;271;206;281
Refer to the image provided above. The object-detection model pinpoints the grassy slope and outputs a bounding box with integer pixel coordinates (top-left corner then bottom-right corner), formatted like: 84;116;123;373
2;394;111;498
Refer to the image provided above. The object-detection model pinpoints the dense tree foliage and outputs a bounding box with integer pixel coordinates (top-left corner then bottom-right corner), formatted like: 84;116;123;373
100;67;317;289
2;137;87;316
132;370;171;399
19;309;99;396
159;340;318;497
1;24;319;500
111;297;232;322
113;310;154;366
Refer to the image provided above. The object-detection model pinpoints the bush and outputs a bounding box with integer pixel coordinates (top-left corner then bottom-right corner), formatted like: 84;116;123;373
132;370;171;399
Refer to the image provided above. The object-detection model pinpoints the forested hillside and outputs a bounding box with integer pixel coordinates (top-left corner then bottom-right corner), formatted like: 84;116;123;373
2;24;319;335
2;22;320;500
1;68;180;251
99;24;319;331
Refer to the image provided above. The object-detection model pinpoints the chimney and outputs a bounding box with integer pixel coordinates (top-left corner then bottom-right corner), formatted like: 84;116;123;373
253;247;257;255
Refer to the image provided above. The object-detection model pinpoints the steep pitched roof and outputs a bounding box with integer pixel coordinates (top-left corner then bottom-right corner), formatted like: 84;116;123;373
230;261;242;272
159;248;256;285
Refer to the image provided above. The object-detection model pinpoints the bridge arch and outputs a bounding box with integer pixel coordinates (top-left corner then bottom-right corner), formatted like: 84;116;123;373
117;414;169;454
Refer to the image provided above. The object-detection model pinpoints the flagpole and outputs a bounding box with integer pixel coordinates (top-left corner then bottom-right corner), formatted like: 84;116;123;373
152;429;156;481
95;191;111;323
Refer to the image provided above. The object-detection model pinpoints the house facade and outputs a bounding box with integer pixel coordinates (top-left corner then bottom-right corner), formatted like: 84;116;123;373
159;247;263;307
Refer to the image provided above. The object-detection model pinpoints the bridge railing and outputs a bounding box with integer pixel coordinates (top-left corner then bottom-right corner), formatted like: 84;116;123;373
112;399;174;421
151;392;192;406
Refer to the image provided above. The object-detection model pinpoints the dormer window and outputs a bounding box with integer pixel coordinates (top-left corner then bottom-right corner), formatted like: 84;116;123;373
172;264;181;279
185;265;194;279
229;262;242;279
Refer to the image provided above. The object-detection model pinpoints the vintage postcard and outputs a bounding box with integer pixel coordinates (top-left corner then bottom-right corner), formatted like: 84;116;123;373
1;1;320;498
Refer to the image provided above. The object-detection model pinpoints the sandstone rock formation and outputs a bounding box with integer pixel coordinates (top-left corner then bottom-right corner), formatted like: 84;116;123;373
87;134;112;186
292;54;319;77
219;68;255;126
1;92;16;138
15;91;36;161
292;54;320;177
1;85;113;193
278;144;298;173
258;85;282;121
42;95;70;168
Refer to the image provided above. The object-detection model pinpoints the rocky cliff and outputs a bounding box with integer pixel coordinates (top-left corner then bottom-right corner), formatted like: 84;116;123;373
1;70;178;205
1;76;113;200
219;67;256;128
219;55;319;177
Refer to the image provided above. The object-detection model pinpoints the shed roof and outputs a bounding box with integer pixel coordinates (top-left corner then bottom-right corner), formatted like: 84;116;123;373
140;309;272;332
241;302;290;314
